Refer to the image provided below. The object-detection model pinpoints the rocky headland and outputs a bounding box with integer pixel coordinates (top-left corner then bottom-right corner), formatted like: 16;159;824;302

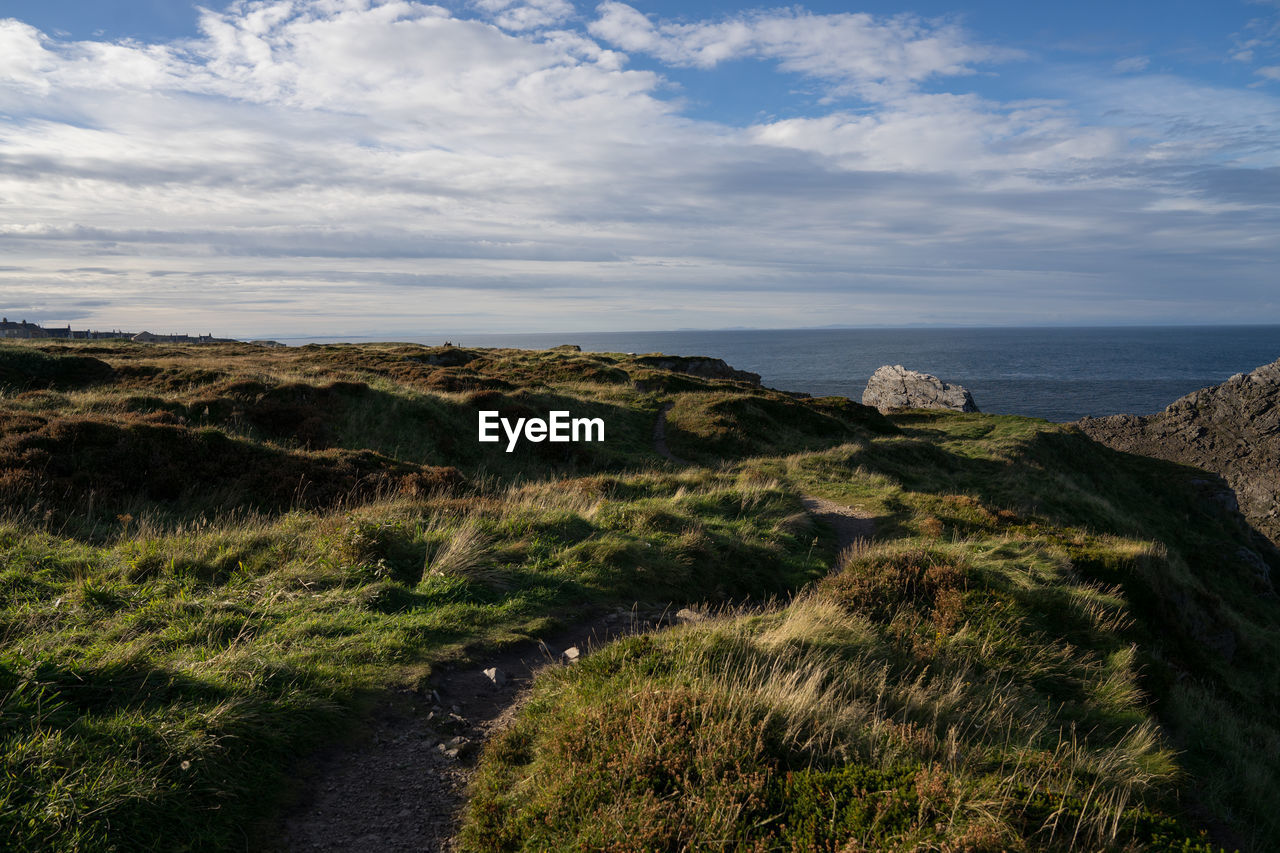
862;364;979;413
1080;358;1280;548
632;354;762;385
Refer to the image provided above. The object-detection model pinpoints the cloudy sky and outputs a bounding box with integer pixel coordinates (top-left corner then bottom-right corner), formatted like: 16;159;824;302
1;0;1278;337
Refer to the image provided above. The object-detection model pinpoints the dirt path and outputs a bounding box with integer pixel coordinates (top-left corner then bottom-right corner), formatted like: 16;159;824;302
651;403;877;551
277;608;681;852
800;495;876;550
277;423;874;851
651;404;875;550
652;402;686;464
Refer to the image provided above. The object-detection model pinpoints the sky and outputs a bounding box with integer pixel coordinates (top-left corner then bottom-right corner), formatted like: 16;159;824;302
0;0;1278;337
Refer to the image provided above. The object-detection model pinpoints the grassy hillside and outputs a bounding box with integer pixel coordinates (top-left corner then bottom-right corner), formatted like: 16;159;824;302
466;416;1280;851
1;340;1276;851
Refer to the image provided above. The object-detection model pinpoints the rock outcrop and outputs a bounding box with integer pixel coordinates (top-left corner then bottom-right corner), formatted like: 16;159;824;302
632;355;761;385
862;365;979;414
1079;358;1280;547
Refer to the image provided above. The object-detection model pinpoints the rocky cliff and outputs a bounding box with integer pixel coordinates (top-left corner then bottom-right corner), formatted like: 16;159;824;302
632;355;761;385
1079;358;1280;546
862;364;979;414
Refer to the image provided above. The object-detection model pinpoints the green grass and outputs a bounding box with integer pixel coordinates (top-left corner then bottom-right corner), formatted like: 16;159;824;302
3;337;864;851
464;415;1280;852
1;340;1277;851
0;472;832;850
663;389;894;463
0;347;115;392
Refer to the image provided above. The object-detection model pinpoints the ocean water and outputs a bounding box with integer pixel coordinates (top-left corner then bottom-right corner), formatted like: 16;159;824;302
296;326;1280;423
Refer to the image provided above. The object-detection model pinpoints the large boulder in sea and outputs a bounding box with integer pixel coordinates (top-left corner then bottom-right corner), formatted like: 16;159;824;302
862;365;979;414
1079;358;1280;548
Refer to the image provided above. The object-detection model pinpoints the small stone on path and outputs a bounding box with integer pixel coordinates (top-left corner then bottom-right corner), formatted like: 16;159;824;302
674;608;705;625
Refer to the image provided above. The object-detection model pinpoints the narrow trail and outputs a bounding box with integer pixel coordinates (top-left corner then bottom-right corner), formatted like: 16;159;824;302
653;401;876;551
278;610;665;852
652;401;686;464
277;411;875;852
800;495;876;550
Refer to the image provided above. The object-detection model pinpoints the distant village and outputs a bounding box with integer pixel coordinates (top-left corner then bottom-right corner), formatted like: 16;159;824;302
0;317;282;346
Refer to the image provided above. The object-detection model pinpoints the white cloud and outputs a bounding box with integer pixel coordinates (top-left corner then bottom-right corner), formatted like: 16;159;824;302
748;93;1129;176
0;19;56;91
1112;56;1149;73
1232;3;1280;80
0;1;1277;335
472;0;575;31
588;3;1014;100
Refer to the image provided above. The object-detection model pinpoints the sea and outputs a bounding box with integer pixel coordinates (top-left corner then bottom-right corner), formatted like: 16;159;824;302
288;326;1280;423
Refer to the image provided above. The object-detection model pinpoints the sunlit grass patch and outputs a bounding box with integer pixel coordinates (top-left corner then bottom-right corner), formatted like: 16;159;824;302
465;413;1278;852
464;569;1206;851
0;459;829;850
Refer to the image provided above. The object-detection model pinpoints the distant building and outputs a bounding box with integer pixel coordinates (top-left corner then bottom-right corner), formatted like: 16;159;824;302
0;318;47;339
1;319;229;343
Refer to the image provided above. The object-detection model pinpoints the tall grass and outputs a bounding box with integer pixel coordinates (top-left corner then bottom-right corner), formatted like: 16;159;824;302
463;537;1208;851
424;519;497;585
463;414;1279;852
0;462;829;850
